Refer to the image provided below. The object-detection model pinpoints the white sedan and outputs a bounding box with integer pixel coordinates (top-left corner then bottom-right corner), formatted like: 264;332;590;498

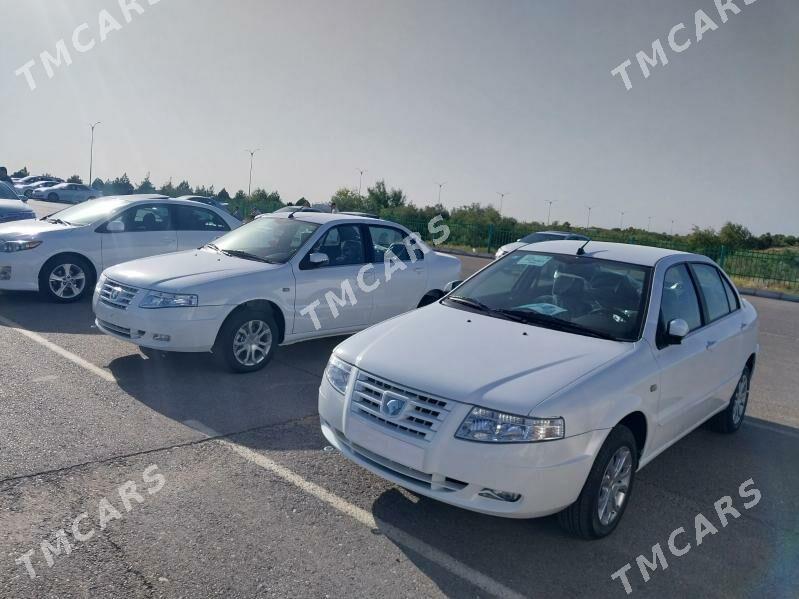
319;240;759;538
0;195;240;302
92;213;462;372
31;182;100;203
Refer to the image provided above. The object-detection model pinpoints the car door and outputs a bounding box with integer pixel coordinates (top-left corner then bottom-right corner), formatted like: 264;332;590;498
99;203;178;269
688;262;745;413
365;224;427;323
651;262;722;449
174;204;231;250
291;224;374;335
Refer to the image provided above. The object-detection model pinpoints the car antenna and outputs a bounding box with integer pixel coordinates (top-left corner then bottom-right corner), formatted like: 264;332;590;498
576;239;591;256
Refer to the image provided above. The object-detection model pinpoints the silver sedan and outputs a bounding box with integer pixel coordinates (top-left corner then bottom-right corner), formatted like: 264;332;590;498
31;182;101;204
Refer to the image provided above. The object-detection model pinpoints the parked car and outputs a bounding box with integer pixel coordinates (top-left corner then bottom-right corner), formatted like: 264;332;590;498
495;230;589;259
273;206;323;213
0;182;36;223
14;176;63;195
92;213;462;372
31;182;100;204
318;240;758;539
176;195;234;214
19;180;62;198
0;195;240;302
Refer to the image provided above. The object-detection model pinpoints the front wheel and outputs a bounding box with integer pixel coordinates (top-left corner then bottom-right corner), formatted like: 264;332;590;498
708;366;751;434
215;309;278;373
558;425;638;539
39;255;93;303
47;192;59;202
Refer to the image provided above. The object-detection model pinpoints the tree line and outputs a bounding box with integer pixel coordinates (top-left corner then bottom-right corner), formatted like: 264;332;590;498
9;166;796;251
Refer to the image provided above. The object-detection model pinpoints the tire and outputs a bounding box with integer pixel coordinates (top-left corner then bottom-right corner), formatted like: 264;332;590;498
39;255;94;303
215;308;278;373
140;346;171;360
48;192;58;202
24;189;33;198
708;366;751;434
558;425;638;539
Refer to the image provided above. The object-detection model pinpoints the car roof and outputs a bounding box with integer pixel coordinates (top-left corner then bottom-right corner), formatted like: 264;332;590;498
261;211;400;227
521;240;692;267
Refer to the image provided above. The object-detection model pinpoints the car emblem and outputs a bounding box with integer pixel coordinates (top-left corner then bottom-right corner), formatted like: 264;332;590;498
109;286;122;300
381;390;407;418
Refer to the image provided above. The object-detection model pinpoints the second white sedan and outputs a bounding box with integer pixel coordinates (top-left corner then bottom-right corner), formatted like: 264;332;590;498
0;195;240;302
92;212;462;372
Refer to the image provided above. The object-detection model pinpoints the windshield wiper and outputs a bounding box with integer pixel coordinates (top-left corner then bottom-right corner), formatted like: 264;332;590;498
46;217;71;226
447;295;493;312
204;243;221;252
495;309;620;341
218;249;275;263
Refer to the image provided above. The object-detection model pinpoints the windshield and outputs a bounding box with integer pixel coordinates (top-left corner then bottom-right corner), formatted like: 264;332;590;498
446;250;651;341
47;198;128;226
212;216;320;263
0;182;19;200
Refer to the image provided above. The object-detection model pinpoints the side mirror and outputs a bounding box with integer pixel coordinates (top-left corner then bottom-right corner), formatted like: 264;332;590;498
107;220;125;233
444;280;463;293
309;252;329;267
666;318;690;344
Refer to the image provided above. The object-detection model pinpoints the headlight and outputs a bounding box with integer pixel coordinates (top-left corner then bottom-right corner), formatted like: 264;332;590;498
495;248;506;259
0;239;42;252
325;355;353;395
456;407;564;443
95;273;107;292
139;291;198;308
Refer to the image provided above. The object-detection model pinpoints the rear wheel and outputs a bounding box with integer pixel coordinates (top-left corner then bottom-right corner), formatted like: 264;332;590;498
47;192;58;202
215;308;278;373
558;425;637;539
39;255;93;303
708;366;751;434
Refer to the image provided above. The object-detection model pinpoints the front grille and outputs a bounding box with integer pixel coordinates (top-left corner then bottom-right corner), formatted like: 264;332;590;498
99;279;140;310
332;428;467;493
97;319;144;340
349;371;453;442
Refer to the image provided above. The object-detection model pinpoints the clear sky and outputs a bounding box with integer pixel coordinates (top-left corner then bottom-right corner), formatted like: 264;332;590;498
1;0;797;234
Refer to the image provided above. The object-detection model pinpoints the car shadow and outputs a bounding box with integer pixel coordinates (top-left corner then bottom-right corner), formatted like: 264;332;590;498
105;335;346;439
362;418;798;597
0;291;98;334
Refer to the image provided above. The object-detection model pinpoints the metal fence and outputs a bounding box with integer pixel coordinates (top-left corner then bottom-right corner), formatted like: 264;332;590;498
390;218;799;291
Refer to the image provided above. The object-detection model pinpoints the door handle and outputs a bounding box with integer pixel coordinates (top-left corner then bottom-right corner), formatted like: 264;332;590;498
414;267;424;273
706;340;717;350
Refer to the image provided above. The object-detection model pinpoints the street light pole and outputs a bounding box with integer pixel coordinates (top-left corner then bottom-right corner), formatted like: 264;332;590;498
647;216;652;232
545;200;557;225
585;205;595;228
670;219;675;235
246;149;260;198
435;181;445;204
619;210;626;229
88;121;101;184
496;192;509;215
357;169;366;197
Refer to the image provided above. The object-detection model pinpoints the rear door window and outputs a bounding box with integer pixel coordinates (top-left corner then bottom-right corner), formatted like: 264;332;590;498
691;263;732;322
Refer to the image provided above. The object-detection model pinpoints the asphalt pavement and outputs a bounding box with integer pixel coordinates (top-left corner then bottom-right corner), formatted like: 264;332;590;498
0;201;797;598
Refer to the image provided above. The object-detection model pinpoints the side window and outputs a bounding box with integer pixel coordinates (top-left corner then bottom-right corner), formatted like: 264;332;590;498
367;226;422;262
691;263;732;322
118;204;173;232
660;264;702;334
309;225;365;267
721;274;740;311
175;206;230;232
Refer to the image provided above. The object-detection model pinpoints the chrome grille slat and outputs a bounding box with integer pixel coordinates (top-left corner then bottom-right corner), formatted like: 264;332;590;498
99;279;140;310
349;371;453;442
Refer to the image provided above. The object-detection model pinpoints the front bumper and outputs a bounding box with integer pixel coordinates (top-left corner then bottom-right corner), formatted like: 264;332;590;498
93;286;230;352
0;252;43;291
319;371;605;519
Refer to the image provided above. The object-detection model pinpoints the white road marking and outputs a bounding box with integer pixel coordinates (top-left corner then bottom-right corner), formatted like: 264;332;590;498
219;439;528;599
0;314;116;383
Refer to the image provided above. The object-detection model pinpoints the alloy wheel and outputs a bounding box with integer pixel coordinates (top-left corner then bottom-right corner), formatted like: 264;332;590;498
597;446;632;526
49;263;86;299
732;372;749;425
232;320;273;367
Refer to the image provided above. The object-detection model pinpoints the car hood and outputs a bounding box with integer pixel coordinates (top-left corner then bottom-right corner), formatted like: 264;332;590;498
0;199;34;214
334;303;632;415
0;219;74;237
498;241;525;254
103;248;283;292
